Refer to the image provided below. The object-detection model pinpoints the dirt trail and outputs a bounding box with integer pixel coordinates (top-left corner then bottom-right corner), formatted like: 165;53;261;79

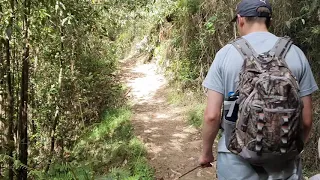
121;56;217;180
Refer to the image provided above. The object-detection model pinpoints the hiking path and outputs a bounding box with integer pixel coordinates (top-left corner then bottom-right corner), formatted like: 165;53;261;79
120;56;217;180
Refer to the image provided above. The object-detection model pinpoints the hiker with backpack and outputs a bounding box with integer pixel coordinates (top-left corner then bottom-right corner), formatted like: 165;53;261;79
199;0;319;179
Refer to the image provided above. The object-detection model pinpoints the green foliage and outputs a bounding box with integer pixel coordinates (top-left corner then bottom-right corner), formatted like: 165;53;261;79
165;85;205;128
205;15;218;34
0;0;154;179
187;104;205;128
166;88;184;105
32;108;154;179
177;0;202;14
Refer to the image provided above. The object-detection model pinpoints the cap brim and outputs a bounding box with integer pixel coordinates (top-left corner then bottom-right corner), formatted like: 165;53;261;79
230;16;237;23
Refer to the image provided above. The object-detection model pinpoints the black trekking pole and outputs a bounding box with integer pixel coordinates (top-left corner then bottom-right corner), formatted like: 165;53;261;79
177;162;214;179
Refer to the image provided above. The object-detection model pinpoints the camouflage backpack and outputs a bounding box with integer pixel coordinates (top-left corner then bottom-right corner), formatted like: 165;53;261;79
226;36;304;165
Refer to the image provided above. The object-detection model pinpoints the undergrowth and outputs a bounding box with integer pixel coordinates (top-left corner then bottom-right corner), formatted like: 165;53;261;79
187;104;205;128
31;108;154;180
166;83;205;128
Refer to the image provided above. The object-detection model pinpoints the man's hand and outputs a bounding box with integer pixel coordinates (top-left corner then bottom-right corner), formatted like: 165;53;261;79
199;153;214;168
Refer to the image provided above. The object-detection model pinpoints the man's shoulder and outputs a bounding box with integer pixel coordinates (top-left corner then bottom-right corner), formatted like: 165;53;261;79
212;44;234;63
286;43;308;64
219;44;234;53
279;36;305;57
216;43;238;57
289;44;305;56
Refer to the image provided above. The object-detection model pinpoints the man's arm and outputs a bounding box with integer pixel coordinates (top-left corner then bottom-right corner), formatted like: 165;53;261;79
301;95;313;143
199;89;224;166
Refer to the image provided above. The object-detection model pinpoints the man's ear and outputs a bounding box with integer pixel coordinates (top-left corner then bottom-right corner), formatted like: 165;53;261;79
237;15;245;27
236;14;241;23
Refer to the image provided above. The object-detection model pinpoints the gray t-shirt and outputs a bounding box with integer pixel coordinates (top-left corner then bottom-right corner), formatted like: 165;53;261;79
202;31;319;153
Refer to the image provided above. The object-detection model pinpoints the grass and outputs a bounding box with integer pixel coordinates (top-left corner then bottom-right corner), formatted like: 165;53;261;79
166;83;206;128
187;104;205;128
34;107;154;180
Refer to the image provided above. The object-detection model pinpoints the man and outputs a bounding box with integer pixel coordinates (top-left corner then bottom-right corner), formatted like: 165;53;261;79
199;0;318;179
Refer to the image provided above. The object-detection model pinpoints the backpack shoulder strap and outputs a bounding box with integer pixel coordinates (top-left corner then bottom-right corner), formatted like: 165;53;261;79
269;36;293;59
229;37;258;59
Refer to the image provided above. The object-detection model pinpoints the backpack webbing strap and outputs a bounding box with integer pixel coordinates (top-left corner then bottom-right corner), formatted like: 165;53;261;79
230;38;258;59
270;36;293;59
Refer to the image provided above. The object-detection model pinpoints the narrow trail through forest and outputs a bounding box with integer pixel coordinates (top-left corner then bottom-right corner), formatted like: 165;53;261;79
120;56;217;180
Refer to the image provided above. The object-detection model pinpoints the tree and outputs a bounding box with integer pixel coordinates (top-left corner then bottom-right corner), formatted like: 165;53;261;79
18;0;30;179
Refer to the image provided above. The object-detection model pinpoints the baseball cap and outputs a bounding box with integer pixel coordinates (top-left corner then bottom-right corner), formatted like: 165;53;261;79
231;0;272;22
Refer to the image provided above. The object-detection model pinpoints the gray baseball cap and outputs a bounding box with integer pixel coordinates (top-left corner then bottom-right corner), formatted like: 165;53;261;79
231;0;272;22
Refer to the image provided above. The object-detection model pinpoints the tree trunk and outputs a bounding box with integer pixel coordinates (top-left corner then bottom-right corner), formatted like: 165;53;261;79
18;0;30;179
6;0;15;179
5;31;14;180
0;39;4;179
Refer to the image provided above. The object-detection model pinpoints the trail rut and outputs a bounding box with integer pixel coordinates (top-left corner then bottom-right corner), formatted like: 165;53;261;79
121;57;217;180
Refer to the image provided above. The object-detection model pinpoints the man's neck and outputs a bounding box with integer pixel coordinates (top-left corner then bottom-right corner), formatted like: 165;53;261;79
243;24;269;36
